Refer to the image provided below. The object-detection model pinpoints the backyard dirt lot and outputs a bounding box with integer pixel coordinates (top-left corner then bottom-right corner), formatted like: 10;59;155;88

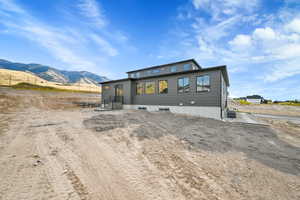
229;99;300;117
0;88;299;200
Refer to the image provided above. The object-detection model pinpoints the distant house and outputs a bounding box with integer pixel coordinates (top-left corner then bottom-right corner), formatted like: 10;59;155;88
246;95;263;104
100;59;229;119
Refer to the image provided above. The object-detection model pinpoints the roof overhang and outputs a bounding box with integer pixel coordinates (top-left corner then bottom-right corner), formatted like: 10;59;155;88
126;59;201;74
99;65;229;87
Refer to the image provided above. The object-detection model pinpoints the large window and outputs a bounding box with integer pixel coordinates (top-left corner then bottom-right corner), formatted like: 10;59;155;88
178;77;190;93
159;80;168;94
136;82;144;95
197;75;210;92
145;81;155;94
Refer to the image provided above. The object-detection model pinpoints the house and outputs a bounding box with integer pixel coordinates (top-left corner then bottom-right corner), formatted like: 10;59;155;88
246;95;263;104
100;59;229;119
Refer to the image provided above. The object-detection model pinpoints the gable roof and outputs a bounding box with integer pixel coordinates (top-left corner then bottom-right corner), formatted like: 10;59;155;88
126;59;201;74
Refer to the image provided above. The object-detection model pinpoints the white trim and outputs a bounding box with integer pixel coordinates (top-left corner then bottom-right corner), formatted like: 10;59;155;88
123;104;221;120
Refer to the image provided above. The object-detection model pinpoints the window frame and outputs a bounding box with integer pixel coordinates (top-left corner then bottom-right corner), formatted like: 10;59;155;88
170;66;177;73
183;64;192;71
136;72;140;78
177;77;190;94
158;80;168;94
151;69;160;74
136;82;144;95
196;74;211;93
103;85;110;91
145;81;155;95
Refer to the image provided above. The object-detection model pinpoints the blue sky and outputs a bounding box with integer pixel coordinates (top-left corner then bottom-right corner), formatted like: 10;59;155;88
0;0;300;100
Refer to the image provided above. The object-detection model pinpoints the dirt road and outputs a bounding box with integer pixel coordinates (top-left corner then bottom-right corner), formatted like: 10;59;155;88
0;89;299;200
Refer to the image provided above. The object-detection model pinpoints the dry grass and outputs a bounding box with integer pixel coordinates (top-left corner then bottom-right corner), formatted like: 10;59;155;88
0;69;101;93
229;99;300;117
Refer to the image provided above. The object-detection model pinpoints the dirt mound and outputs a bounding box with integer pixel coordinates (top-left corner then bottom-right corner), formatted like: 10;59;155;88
83;114;125;132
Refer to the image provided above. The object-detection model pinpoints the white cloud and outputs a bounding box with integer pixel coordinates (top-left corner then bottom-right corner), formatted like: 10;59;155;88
90;34;118;56
229;34;252;47
285;18;300;33
0;0;25;14
77;0;107;28
253;27;276;40
0;0;123;76
264;59;300;82
192;0;258;20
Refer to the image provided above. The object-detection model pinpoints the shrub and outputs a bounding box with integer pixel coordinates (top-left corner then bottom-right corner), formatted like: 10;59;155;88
238;100;251;105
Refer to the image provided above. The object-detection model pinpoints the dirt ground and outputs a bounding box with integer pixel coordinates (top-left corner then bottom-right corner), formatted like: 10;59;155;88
0;88;299;200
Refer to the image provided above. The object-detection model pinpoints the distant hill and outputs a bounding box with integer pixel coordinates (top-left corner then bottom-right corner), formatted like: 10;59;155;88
0;59;109;85
0;69;101;93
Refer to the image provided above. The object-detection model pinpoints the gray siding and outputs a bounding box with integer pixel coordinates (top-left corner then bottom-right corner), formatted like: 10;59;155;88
128;61;198;79
102;68;228;110
221;75;228;110
101;80;132;104
132;70;221;107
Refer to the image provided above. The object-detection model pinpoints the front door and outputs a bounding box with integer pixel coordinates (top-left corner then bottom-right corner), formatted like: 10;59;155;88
114;84;123;102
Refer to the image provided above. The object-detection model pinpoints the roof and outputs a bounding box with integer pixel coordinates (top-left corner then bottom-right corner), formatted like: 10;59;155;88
100;65;230;86
100;78;132;84
126;59;201;73
246;95;263;99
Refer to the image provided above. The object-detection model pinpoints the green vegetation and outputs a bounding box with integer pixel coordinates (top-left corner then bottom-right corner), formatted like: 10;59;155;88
238;100;251;105
277;102;300;106
11;83;100;94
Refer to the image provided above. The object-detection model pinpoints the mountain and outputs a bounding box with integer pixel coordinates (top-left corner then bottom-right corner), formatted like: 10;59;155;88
0;59;109;85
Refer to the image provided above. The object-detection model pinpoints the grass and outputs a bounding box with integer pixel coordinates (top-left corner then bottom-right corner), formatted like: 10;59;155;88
277;102;300;106
0;68;101;93
11;83;101;94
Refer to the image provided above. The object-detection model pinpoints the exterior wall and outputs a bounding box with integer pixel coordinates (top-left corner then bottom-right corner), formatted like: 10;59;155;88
123;104;221;119
246;98;261;104
128;60;198;78
221;74;228;118
132;70;222;107
101;80;132;104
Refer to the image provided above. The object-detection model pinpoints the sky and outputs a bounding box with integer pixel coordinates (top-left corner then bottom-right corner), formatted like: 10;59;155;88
0;0;300;100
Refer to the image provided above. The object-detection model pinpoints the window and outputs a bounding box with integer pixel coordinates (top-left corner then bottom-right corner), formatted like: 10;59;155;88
171;66;177;72
136;82;144;95
159;80;168;94
130;73;136;78
197;75;210;92
146;70;151;76
103;85;110;91
115;84;123;96
145;81;155;94
136;72;140;78
183;64;191;71
178;77;190;93
152;69;160;74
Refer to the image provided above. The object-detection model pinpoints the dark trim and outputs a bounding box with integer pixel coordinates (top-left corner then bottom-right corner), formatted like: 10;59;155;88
195;74;211;93
126;59;201;73
100;78;132;84
220;71;222;119
177;76;190;94
99;65;230;87
158;80;168;95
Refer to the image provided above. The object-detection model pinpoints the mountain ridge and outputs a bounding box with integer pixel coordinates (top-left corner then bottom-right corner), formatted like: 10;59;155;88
0;59;109;85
